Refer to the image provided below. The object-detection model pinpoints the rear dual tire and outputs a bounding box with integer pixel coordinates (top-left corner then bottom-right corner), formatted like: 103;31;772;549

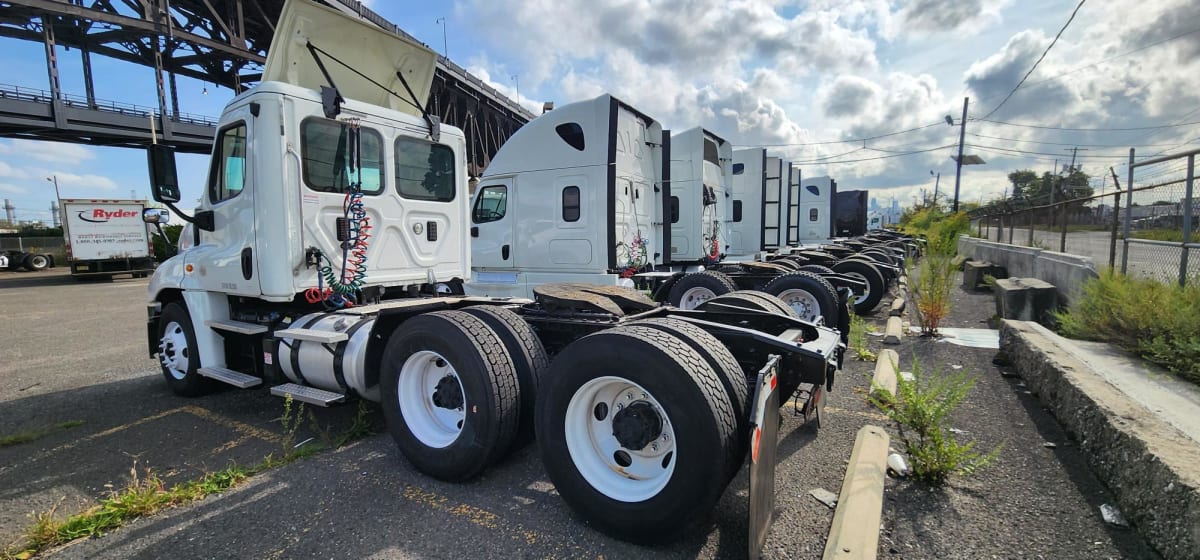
536;326;738;543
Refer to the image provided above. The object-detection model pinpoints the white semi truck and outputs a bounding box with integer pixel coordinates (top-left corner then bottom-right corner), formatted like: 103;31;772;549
142;0;839;548
60;199;156;279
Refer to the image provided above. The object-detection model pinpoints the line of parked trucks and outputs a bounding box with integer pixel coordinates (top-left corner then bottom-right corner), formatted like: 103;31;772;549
135;0;921;551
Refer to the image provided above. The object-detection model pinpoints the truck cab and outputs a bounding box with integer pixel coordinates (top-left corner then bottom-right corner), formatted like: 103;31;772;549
466;95;666;299
668;127;733;264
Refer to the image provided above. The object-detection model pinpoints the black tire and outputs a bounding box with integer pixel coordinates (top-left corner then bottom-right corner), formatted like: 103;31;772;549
769;258;800;271
763;271;839;327
698;290;799;319
797;264;834;275
156;302;214;397
23;254;49;271
667;270;737;309
461;305;549;448
832;259;886;314
536;327;737;544
625;319;749;478
380;311;521;482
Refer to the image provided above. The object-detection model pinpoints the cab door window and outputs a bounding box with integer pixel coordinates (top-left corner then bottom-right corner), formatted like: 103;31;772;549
473;185;507;223
209;123;247;203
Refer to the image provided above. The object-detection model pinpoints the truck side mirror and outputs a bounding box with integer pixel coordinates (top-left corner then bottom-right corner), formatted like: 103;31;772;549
147;144;181;204
142;208;171;224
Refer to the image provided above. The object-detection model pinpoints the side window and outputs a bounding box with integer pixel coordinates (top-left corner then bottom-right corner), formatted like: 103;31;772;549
562;186;581;222
300;118;384;195
396;137;456;202
810;208;819;222
733;200;743;222
670;196;680;223
473;185;507;223
556;122;585;151
209;123;247;203
806;185;821;197
732;163;744;175
703;138;719;165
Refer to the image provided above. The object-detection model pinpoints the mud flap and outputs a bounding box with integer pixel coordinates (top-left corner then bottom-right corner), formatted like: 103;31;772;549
748;355;781;559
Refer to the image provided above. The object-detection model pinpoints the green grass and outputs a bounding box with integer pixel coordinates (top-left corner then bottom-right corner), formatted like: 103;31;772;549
1124;228;1187;242
870;357;1000;483
4;398;377;559
848;314;877;362
0;421;85;448
1057;270;1200;385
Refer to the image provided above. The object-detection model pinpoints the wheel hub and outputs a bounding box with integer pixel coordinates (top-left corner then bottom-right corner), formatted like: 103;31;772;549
610;401;663;451
431;374;464;410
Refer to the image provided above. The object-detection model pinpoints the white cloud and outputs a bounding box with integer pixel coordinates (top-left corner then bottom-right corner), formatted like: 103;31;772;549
0;139;95;164
0;182;27;195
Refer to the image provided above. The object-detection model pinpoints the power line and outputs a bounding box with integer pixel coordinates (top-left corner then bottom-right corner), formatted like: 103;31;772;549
966;143;1141;159
750;121;945;147
974;118;1200;132
980;0;1087;120
789;144;956;165
966;132;1185;148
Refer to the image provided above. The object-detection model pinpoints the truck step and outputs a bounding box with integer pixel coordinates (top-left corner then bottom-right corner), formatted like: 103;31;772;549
270;383;346;407
206;319;268;335
197;367;263;389
274;327;348;344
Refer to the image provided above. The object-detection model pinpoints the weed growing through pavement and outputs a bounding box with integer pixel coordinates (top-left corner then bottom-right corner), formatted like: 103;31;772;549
0;421;85;449
849;314;877;362
4;399;378;559
870;356;1001;483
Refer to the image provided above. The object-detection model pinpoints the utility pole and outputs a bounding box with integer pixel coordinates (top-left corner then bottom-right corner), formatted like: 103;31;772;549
435;17;448;59
931;171;941;208
952;97;968;213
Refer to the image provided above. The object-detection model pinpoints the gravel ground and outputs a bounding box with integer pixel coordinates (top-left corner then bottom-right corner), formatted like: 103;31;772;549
875;273;1160;559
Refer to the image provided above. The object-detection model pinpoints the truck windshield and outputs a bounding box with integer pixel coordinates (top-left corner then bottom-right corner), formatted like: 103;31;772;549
300;117;384;195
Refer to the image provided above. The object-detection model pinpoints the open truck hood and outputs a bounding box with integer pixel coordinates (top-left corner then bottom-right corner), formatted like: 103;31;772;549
263;0;438;118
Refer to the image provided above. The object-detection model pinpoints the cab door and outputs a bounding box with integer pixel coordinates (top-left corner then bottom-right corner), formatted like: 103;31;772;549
470;178;515;270
192;109;260;296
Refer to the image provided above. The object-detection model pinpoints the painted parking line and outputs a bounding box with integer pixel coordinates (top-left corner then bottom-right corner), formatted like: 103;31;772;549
402;484;542;546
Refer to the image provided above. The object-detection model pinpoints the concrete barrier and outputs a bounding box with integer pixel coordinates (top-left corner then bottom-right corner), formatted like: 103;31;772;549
1035;251;1099;302
1001;320;1200;560
823;425;890;560
957;235;1099;304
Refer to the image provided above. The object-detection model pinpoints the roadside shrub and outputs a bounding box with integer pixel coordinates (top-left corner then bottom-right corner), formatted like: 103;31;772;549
924;212;970;257
1057;271;1200;384
871;357;999;483
909;254;955;335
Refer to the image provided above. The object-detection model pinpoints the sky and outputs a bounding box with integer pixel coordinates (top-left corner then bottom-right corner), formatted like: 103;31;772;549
2;0;1199;224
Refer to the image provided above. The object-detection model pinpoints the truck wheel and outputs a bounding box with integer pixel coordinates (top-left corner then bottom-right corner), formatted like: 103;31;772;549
667;270;736;309
536;327;736;543
797;264;834;275
832;260;885;314
462;305;548;447
763;271;838;327
698;290;799;319
624;319;749;478
380;311;520;481
156;303;214;397
23;254;49;271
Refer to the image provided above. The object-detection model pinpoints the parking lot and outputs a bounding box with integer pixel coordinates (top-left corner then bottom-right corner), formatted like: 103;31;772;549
0;269;890;559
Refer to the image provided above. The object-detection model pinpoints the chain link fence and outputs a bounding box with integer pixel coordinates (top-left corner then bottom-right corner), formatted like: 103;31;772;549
970;147;1198;286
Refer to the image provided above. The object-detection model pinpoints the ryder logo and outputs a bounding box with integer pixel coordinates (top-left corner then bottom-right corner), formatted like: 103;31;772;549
78;208;138;223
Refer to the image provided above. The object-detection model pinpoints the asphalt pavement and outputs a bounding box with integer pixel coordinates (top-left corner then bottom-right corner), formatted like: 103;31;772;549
0;267;890;559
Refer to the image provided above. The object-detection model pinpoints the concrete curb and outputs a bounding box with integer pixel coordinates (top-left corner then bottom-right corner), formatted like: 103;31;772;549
823;425;889;560
1001;320;1200;560
883;316;903;345
871;349;899;398
888;297;905;316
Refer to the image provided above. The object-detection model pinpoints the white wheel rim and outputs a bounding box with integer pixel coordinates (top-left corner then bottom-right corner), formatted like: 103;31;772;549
158;320;190;380
398;350;465;449
777;289;821;322
846;272;871;305
564;376;677;502
679;286;717;310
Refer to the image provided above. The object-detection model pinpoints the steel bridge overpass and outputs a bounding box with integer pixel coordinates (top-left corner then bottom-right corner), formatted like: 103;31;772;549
0;0;533;173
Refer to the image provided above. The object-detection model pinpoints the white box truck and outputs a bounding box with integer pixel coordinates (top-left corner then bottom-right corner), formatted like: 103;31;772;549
61;199;156;279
